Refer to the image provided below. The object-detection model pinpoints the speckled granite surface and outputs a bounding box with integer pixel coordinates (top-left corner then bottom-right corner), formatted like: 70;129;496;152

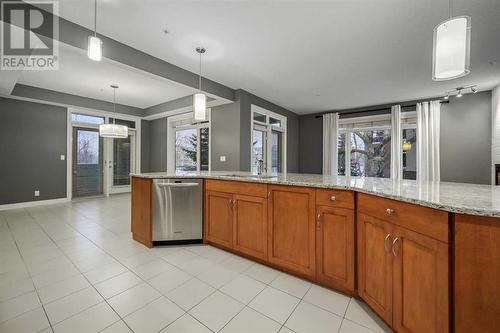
131;171;500;218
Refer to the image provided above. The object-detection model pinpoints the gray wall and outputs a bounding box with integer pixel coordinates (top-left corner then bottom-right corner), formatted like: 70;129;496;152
210;101;241;171
0;97;67;204
298;114;323;174
235;89;300;172
440;91;492;184
148;118;168;172
299;91;493;184
140;120;151;173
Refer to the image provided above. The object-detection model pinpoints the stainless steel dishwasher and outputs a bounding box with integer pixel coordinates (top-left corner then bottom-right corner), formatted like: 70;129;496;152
152;178;203;245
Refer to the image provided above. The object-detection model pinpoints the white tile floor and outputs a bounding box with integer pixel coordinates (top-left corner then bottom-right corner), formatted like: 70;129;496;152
0;194;393;333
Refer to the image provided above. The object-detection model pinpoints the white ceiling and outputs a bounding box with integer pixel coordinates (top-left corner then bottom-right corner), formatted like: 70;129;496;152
56;1;500;113
17;43;197;108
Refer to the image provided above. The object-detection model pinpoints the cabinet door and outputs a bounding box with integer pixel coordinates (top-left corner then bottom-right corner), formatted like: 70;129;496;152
392;225;449;333
233;194;268;260
131;177;153;248
357;213;393;325
268;186;316;278
205;190;233;248
316;206;355;293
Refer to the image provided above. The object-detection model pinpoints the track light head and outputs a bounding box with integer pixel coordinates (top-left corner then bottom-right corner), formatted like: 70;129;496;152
456;90;463;98
471;87;477;94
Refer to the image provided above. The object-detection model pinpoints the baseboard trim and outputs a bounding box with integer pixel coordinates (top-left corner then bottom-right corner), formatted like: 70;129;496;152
0;198;70;211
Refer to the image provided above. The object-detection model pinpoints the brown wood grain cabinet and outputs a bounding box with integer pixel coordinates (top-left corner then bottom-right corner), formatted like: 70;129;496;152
454;214;500;333
233;194;268;260
131;177;153;248
205;190;233;248
358;193;450;333
316;205;355;294
268;185;316;278
357;212;394;325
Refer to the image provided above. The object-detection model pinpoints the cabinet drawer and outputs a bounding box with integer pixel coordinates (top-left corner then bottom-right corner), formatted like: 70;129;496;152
358;193;449;243
205;179;268;198
316;189;354;209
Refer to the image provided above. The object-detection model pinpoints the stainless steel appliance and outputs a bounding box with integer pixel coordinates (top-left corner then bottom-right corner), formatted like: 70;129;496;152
152;178;203;244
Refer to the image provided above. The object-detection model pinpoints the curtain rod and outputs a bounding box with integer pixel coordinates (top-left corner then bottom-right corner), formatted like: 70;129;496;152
314;100;449;118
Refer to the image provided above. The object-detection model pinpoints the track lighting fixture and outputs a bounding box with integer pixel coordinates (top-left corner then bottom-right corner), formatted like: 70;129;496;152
443;85;477;99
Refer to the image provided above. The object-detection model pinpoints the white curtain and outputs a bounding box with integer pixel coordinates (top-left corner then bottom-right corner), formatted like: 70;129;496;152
391;105;402;180
322;113;339;175
416;100;441;182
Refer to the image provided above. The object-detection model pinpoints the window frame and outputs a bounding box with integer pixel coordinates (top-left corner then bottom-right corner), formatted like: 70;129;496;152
250;105;287;174
167;110;211;173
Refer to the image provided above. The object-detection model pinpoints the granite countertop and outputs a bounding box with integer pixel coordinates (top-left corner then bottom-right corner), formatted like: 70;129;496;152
131;171;500;218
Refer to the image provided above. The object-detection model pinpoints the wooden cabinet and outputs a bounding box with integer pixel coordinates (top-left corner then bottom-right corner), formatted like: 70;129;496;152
233;194;268;260
268;185;316;278
357;213;394;324
454;214;500;333
316;206;355;293
392;225;449;333
205;190;233;248
131;177;153;248
204;180;268;260
358;193;450;333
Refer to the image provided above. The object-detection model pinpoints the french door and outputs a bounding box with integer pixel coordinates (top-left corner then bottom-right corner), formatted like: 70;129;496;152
72;127;104;197
70;111;139;198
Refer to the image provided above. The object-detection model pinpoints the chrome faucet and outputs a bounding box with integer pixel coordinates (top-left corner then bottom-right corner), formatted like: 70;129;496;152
257;159;264;175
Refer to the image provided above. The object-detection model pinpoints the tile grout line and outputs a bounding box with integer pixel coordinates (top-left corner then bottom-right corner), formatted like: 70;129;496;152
4;210;54;333
25;206;130;332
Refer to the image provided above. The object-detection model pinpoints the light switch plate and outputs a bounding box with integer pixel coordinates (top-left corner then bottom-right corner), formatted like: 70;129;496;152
220;156;226;162
60;155;65;161
34;190;40;197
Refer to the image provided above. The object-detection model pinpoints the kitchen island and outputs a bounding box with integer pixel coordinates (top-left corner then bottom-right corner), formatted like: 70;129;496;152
131;172;500;333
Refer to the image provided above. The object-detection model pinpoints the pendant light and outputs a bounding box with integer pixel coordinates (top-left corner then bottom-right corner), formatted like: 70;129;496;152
193;47;207;122
432;0;471;80
99;85;128;138
88;0;102;61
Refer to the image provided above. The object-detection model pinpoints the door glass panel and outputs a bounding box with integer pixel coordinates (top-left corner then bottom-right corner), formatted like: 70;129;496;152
269;117;282;128
271;131;282;173
72;128;103;197
175;128;197;171
252;129;265;173
402;128;417;180
200;127;209;171
350;129;391;178
113;135;132;186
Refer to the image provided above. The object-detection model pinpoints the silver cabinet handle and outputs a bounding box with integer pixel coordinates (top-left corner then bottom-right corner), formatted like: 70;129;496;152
316;213;321;228
391;237;399;257
384;234;391;252
386;208;394;215
330;195;336;201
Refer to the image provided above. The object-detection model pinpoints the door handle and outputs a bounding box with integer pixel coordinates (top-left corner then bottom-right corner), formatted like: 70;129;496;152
384;234;391;252
391;237;399;257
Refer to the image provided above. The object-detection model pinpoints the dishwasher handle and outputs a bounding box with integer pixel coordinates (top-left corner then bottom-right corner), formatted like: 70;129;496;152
157;182;199;188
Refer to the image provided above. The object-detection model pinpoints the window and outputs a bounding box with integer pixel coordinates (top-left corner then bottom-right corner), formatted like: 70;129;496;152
168;111;210;173
76;130;100;165
402;128;417;180
350;129;391;178
337;114;392;178
71;113;104;124
251;105;287;174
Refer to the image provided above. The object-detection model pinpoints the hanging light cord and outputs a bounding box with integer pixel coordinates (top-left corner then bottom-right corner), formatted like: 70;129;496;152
94;0;97;37
112;87;116;124
198;51;202;92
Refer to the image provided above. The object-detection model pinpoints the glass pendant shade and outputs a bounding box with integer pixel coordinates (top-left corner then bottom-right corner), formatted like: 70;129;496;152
193;92;207;121
99;124;128;138
432;16;471;81
88;35;102;61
